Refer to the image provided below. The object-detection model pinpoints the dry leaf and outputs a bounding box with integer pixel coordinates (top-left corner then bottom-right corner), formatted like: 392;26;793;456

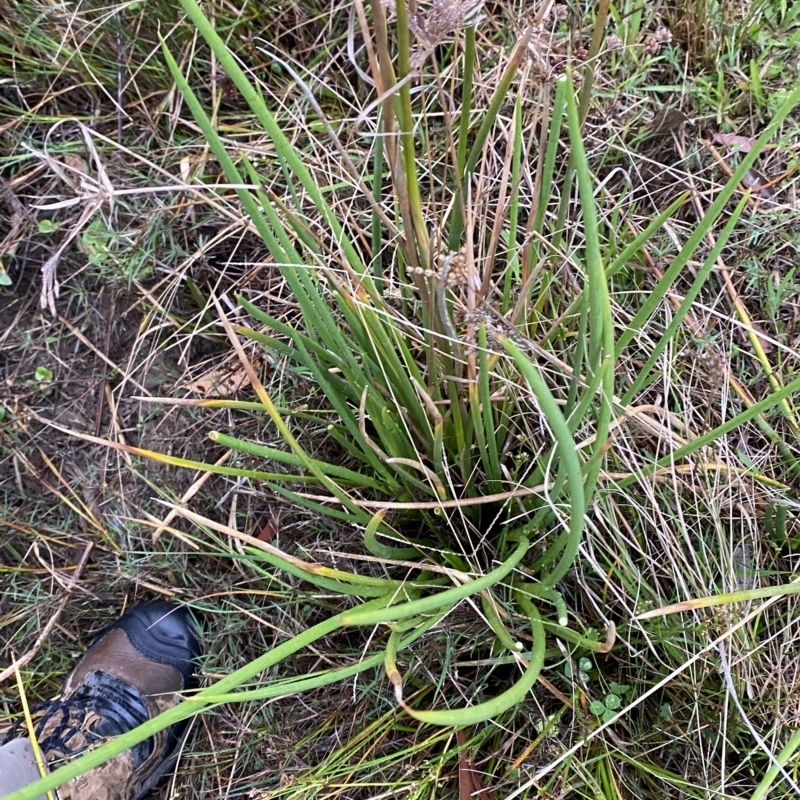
185;364;253;397
712;133;755;153
255;514;280;542
456;729;496;800
742;169;776;206
738;321;775;355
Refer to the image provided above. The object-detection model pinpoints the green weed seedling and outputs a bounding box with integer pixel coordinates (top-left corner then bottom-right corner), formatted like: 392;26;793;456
32;365;54;396
565;657;593;684
78;216;154;290
589;682;631;724
37;219;59;235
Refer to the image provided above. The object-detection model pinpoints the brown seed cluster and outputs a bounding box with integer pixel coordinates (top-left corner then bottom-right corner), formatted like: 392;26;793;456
441;246;469;287
406;245;470;287
383;0;484;49
603;25;673;57
644;27;673;55
695;347;727;389
458;307;536;353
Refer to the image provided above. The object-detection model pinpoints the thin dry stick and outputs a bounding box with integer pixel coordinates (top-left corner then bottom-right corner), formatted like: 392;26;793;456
159;501;404;578
292;482;548;509
104;382;130;458
0;542;94;684
152;449;232;544
602;463;786;484
57;313;150;395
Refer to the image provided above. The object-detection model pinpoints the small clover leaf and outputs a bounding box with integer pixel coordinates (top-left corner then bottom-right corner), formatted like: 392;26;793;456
589;700;606;716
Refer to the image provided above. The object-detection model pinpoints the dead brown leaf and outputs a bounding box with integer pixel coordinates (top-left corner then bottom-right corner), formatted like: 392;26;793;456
456;729;496;800
185;363;253;397
712;132;755;153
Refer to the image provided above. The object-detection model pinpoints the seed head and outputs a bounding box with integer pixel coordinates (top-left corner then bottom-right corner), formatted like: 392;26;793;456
383;0;484;48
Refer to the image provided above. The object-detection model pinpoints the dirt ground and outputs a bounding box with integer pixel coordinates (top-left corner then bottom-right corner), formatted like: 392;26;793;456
0;208;285;795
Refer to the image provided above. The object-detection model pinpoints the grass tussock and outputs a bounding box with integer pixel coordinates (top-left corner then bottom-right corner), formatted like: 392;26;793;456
3;0;800;799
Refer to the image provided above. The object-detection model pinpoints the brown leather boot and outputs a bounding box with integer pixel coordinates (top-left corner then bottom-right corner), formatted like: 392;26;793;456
3;601;201;800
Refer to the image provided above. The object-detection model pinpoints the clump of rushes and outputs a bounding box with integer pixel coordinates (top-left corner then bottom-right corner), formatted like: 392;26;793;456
12;0;800;797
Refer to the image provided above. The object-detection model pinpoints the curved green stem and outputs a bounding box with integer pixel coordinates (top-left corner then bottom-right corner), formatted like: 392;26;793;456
400;589;545;725
540;618;615;653
481;592;523;653
210;431;385;490
247;550;396;598
515;583;568;625
500;339;585;587
751;729;800;800
363;509;421;559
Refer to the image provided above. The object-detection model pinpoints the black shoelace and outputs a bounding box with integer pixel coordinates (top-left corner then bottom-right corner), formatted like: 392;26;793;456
2;670;153;767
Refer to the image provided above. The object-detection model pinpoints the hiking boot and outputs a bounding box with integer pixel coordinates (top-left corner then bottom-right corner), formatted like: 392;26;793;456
4;601;201;800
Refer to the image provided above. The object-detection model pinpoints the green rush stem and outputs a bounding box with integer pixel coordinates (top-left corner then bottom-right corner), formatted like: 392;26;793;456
394;0;429;266
455;26;475;177
751;729;800;800
564;72;614;508
363;510;421;560
403;593;545;725
174;0;368;275
516;583;568;625
540;619;610;652
341;536;530;625
501;339;584;587
481;592;522;653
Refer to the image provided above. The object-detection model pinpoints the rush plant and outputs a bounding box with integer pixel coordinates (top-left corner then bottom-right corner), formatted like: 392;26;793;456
9;0;800;796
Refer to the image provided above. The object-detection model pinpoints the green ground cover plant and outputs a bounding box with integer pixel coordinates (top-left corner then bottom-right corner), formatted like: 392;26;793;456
3;0;800;798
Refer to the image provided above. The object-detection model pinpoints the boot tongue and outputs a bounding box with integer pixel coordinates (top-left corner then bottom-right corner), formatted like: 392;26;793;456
63;628;186;698
38;670;153;768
